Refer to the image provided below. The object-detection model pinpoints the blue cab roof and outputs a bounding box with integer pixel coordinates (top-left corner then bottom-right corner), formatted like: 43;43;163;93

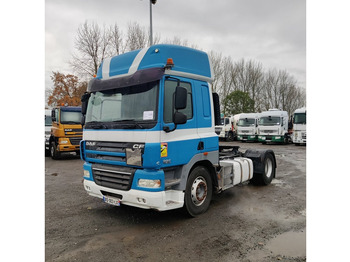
96;44;213;83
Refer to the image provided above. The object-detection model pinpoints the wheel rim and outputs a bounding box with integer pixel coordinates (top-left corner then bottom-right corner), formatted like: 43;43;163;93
265;158;273;178
191;176;207;206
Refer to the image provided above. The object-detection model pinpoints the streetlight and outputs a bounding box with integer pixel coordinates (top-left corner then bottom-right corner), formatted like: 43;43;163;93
149;0;157;46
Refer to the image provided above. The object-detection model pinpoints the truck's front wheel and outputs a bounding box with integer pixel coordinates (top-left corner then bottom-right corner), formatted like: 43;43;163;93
184;166;212;217
50;141;60;160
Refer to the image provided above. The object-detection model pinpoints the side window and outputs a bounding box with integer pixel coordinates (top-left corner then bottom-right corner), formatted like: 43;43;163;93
164;80;193;123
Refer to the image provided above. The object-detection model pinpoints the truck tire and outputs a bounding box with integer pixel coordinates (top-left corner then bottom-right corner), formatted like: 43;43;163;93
227;132;234;141
50;141;60;160
184;166;212;217
251;152;275;185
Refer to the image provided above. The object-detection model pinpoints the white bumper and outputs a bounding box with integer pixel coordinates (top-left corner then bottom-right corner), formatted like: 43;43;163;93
84;180;184;211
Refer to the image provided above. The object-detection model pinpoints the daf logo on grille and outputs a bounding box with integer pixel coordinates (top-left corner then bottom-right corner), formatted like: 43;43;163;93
133;144;144;149
86;142;96;146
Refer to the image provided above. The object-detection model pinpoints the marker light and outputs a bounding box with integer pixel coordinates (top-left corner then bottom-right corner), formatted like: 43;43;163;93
165;58;174;69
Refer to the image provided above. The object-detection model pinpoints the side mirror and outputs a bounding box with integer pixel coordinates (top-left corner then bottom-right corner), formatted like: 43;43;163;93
81;92;91;115
174;111;187;125
212;93;221;126
174;86;187;110
51;109;56;122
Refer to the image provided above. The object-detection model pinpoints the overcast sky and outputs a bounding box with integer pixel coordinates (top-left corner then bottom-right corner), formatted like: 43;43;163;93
45;0;306;91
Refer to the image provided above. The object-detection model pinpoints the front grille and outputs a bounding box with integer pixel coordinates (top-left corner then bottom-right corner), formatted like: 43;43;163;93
85;141;128;163
262;130;275;133
70;137;82;145
65;129;83;135
92;163;135;190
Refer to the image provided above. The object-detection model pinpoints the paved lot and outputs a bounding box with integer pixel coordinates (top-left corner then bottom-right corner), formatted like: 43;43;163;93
45;141;306;262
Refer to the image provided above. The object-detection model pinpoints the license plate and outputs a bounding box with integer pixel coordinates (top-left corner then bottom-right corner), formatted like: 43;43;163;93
103;196;121;206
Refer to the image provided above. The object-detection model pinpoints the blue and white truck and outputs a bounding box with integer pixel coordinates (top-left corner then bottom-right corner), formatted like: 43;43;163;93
80;44;276;216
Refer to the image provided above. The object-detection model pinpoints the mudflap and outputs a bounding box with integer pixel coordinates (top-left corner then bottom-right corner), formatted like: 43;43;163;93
243;149;277;177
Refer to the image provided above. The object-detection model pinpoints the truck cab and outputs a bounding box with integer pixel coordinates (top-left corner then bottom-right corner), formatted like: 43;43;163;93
81;45;276;216
258;109;289;144
292;107;306;145
215;116;233;141
237;113;260;142
49;106;82;159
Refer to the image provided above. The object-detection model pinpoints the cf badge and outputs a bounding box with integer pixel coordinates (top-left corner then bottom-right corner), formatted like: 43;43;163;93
161;143;168;157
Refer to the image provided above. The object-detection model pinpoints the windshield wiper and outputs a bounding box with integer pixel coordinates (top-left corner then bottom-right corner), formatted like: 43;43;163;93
62;121;81;124
87;121;108;129
112;119;144;129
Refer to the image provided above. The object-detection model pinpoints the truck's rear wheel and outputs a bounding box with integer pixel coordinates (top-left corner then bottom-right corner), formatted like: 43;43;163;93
184;166;212;217
50;141;60;160
251;152;275;185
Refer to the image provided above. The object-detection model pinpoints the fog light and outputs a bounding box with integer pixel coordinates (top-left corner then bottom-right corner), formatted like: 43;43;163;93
138;179;161;188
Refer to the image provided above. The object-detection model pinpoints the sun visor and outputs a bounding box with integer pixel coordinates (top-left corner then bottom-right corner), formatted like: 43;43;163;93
88;67;164;93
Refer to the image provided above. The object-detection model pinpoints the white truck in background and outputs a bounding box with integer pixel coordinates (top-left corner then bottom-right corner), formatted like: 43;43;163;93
236;113;260;142
215;114;241;141
292;107;306;145
258;109;290;144
45;109;52;156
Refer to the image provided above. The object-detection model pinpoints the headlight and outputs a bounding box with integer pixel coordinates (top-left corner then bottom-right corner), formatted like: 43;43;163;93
83;170;90;178
59;138;69;144
138;179;161;188
275;136;281;139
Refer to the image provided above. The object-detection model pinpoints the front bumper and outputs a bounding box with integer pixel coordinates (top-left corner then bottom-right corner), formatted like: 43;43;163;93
83;179;184;211
258;135;284;143
237;135;258;141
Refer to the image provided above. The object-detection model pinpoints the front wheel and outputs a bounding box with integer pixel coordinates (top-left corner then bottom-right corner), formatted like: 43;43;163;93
50;141;60;160
184;166;212;217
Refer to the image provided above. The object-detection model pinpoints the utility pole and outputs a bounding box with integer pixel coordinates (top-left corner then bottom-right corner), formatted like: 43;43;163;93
149;0;157;46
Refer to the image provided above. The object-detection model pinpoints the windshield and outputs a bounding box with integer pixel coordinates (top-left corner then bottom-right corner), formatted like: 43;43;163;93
259;116;281;126
294;113;306;124
238;118;255;127
60;111;81;124
85;81;159;129
45;115;52;126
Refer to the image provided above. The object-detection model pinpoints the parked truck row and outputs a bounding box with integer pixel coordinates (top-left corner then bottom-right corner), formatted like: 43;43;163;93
217;108;306;145
44;45;305;216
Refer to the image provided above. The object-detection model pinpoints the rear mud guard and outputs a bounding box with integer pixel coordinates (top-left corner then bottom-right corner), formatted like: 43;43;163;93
243;149;277;177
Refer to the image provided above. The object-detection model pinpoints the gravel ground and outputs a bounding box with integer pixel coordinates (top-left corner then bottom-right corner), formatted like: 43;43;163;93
45;141;306;261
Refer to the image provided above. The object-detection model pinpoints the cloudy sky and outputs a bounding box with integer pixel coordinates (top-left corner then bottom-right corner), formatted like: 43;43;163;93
45;0;306;91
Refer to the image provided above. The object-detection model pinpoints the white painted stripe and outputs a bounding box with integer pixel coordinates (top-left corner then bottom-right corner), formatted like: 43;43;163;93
164;69;213;83
128;47;149;74
83;127;216;143
102;57;112;79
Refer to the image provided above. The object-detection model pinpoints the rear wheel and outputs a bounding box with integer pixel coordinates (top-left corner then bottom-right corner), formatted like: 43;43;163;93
251;153;275;185
184;166;212;217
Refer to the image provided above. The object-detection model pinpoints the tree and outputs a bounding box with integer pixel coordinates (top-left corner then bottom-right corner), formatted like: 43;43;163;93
47;72;87;107
223;90;255;115
70;21;112;79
